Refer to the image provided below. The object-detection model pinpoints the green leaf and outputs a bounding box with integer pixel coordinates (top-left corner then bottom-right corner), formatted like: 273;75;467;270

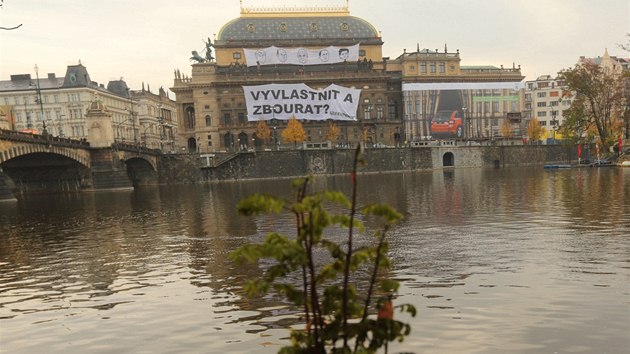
379;279;400;293
237;194;285;215
362;203;403;224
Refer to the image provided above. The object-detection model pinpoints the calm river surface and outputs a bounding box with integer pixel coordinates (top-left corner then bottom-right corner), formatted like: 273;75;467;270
1;166;629;353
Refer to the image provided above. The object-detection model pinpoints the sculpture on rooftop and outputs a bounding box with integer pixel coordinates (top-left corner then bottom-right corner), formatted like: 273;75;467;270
204;37;214;61
190;50;205;63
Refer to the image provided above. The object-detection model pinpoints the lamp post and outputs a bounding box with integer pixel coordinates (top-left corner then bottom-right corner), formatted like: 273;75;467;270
34;64;47;135
58;114;65;138
550;110;558;144
462;107;468;139
24;99;32;130
127;89;137;144
158;103;164;152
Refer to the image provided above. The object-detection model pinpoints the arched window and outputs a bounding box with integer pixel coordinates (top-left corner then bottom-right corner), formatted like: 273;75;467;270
185;106;195;129
224;132;234;149
238;131;248;150
187;137;197;152
443;152;454;167
205;115;212;127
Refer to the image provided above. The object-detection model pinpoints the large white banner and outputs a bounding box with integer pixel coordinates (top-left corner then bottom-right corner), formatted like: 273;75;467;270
243;83;361;121
244;44;359;67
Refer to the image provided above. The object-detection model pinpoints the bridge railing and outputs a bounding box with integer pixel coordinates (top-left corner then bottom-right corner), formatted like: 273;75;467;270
0;129;90;148
111;142;161;155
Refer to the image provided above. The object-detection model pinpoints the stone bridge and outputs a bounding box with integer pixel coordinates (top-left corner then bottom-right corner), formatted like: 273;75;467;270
0;129;161;202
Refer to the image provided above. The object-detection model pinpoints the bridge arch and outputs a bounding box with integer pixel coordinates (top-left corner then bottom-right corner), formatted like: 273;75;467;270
1;141;91;168
124;156;158;186
1;152;92;194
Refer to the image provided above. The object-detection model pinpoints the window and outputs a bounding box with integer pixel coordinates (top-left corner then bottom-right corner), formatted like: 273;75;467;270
223;112;232;125
207;134;212;146
537;102;547;107
359;50;366;57
537;92;547;98
185;106;195;129
537;111;547;117
430;62;436;73
420;63;426;73
205;115;212;126
376;106;383;120
550;101;558;107
388;100;397;118
493;102;499;112
364;105;372;120
238;112;247;124
439;62;445;73
233;52;241;59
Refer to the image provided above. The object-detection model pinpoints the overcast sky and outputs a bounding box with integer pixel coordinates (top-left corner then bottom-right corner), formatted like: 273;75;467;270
1;0;628;96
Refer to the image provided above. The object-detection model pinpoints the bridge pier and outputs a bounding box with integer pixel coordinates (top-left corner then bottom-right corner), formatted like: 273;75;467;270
0;170;17;202
89;148;134;191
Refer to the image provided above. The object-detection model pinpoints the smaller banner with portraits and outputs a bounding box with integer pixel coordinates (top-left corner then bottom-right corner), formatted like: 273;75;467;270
243;44;359;67
243;83;361;121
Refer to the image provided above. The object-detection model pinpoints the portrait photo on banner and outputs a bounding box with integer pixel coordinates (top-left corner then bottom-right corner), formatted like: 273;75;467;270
243;44;360;66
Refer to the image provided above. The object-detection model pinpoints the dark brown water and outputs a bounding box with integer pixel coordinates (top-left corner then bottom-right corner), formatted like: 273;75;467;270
1;167;629;353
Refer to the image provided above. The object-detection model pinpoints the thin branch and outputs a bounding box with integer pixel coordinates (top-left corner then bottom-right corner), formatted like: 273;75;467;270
342;143;362;349
0;24;22;30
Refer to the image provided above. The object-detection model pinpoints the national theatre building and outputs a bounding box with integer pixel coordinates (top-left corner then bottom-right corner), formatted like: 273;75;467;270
171;3;525;152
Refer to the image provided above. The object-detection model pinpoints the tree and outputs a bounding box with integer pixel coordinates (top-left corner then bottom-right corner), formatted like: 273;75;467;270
619;35;630;139
256;119;271;145
361;126;370;144
281;115;307;146
526;117;546;144
324;121;341;143
500;119;514;138
559;62;626;148
230;145;416;353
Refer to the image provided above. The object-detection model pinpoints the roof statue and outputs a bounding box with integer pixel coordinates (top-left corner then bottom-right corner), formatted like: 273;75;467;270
204;38;214;61
190;50;205;63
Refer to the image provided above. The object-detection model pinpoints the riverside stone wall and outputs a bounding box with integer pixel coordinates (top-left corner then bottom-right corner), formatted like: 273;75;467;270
157;145;575;184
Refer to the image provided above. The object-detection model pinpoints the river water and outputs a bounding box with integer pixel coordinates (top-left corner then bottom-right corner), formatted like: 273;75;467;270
1;166;629;353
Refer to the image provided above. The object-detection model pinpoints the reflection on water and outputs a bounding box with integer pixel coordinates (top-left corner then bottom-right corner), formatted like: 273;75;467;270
1;167;629;353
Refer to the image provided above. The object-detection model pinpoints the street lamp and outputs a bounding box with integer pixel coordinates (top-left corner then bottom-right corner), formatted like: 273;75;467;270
158;103;165;151
34;64;47;135
550;110;558;144
58;114;65;138
127;88;137;144
462;107;468;139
